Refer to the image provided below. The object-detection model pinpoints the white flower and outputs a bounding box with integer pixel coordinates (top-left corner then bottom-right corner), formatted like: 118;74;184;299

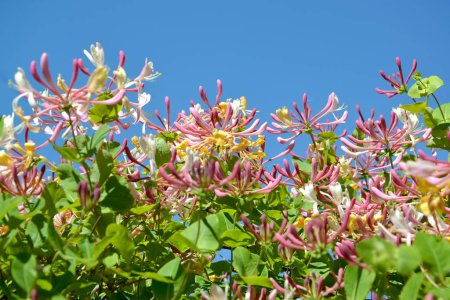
298;182;320;215
202;284;228;300
298;182;318;203
14;68;34;93
139;134;157;176
184;148;200;170
84;42;105;67
329;182;343;202
393;107;419;133
138;92;151;107
0;114;19;150
135;59;159;82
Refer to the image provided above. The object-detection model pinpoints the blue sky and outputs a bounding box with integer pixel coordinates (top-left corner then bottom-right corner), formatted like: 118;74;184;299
1;0;450;157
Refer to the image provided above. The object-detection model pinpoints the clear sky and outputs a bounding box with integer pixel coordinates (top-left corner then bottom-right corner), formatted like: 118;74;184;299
1;0;450;157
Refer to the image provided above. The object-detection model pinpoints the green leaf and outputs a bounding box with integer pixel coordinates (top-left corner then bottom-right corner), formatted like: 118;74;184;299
102;253;119;268
177;212;229;252
153;257;190;300
344;265;376;300
131;271;175;284
400;101;427;113
0;197;23;220
40;182;65;216
90;124;110;151
155;137;172;167
292;158;312;174
88;92;123;124
94;224;135;260
93;147;114;186
233;247;261;277
221;229;255;247
36;279;53;291
430;103;450;125
408;76;444;98
241;276;273;288
56;164;82;201
11;253;37;293
0;116;4;138
414;232;450;279
399;273;423;300
317;131;338;144
100;175;135;212
397;245;421;275
356;236;397;272
52;143;83;163
47;219;64;252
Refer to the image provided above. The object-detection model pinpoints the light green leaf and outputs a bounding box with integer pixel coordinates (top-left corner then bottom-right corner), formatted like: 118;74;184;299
233;247;261;277
241;276;272;288
400;101;427;113
397;245;421;275
344;265;376;300
36;279;53;291
414;232;450;279
399;273;423;300
178;212;229;252
356;236;397;272
221;229;255;247
408;76;444;98
292;158;312;174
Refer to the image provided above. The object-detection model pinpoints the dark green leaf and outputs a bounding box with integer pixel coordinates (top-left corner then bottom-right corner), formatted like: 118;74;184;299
93;147;114;186
90;124;110;151
40;182;65;216
56;164;82;201
100;175;135;212
155;137;171;167
132;271;175;284
11;253;37;293
94;224;135;260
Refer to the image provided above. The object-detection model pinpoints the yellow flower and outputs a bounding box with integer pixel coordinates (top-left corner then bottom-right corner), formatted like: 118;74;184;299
0;225;9;237
209;129;233;148
417;178;446;215
293;216;305;228
275;106;292;126
0;151;13;167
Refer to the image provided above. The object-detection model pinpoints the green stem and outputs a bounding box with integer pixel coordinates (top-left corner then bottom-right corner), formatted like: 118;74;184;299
431;93;446;122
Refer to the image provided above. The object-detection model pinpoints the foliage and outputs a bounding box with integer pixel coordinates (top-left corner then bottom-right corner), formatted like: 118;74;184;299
0;44;449;299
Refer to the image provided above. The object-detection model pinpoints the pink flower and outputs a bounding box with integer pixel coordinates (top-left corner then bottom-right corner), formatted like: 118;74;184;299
376;57;417;98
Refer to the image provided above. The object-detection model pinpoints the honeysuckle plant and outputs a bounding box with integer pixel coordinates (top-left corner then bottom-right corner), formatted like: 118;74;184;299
0;44;449;300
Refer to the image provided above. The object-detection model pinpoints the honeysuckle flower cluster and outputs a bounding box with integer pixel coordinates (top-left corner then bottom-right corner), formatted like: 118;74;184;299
0;44;449;299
